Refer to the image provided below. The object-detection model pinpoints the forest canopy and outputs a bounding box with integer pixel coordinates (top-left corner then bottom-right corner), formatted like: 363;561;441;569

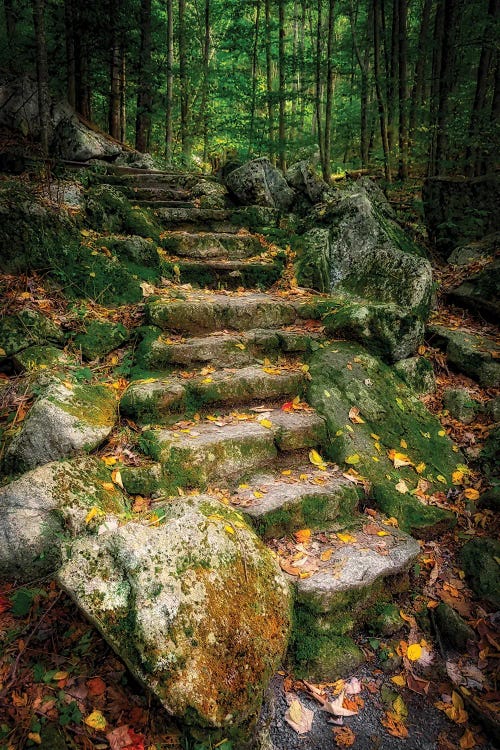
1;0;498;179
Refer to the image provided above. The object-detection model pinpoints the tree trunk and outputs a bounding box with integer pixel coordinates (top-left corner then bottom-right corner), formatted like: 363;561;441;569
32;0;50;154
428;0;444;175
179;0;190;164
165;0;174;162
435;0;459;174
64;0;76;108
136;0;153;152
120;48;126;142
278;0;286;170
315;0;324;170
322;0;335;182
348;0;371;168
466;0;499;175
409;0;432;142
248;0;261;155
397;0;408;179
202;0;211;163
298;0;306;133
264;0;275;161
387;0;399;150
74;5;91;119
373;0;391;181
109;0;121;140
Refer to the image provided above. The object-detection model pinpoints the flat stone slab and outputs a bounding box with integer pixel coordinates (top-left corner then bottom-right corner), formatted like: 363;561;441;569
267;408;326;451
147;292;297;334
232;467;360;537
190;365;305;406
5;381;117;473
428;324;500;387
0;456;126;580
292;521;420;612
155;207;232;229
120;378;186;421
162;231;264;259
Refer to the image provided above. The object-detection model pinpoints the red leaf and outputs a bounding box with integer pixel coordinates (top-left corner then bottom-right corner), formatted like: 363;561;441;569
87;677;107;697
281;401;294;412
0;595;12;614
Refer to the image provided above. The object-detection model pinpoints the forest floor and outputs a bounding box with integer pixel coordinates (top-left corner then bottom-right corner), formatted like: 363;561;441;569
0;180;498;750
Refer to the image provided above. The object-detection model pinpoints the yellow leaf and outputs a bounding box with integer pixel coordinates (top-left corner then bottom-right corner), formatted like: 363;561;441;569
388;450;412;469
464;488;479;500
253;491;264;499
281;469;292;476
224;525;235;534
259;418;273;429
377;530;390;536
234;343;246;350
294;529;311;544
101;482;115;491
392;695;408;720
438;430;446;437
111;469;124;489
85;507;102;524
345;454;360;465
335;429;344;437
459;729;477;750
53;671;68;681
320;549;333;562
415;462;426;474
324;389;331;398
238;483;249;489
371;433;380;440
437;475;447;484
84;710;107;730
407;643;422;661
452;470;464;485
301;364;310;372
348;406;365;424
202;377;213;384
418;345;426;355
27;734;41;745
309;449;326;470
337;532;356;544
391;675;406;687
0;347;6;357
400;439;407;449
101;456;117;466
80;229;91;237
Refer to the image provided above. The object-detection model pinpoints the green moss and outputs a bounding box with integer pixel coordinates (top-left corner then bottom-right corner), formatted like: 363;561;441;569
367;602;403;636
73;320;129;360
85;185;162;241
160;258;284;290
51;383;116;427
459;538;500;607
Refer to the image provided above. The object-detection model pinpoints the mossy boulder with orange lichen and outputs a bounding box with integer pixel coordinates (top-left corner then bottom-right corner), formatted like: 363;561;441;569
58;495;292;735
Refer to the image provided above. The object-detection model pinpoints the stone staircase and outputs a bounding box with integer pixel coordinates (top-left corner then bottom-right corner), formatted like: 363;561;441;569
98;168;422;678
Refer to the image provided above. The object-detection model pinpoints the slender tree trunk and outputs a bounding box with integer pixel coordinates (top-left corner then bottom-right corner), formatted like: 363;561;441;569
349;0;371;168
435;0;459;174
315;0;324;169
74;4;91;119
248;0;261;155
278;0;286;170
322;0;335;182
466;0;499;175
373;0;391;181
120;48;126;142
409;0;432;142
264;0;275;161
492;50;500;125
64;0;76;107
428;0;444;175
179;0;190;164
136;0;153;151
201;0;211;163
291;0;299;137
387;0;399;150
165;0;174;162
32;0;50;154
109;0;122;139
397;0;408;179
298;0;306;134
4;0;15;39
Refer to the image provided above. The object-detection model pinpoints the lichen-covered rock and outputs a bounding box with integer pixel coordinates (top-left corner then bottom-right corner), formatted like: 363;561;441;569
299;296;424;363
428;325;500;387
101;235;161;268
85;184;161;240
447;233;500;266
226;158;295;212
12;344;75;373
120;379;186;422
4;381;117;473
295;228;331;292
58;495;292;730
433;603;476;651
230;206;280;230
192;179;228;209
307;342;463;536
0;457;127;580
285;161;329;204
52;108;121;161
0;309;64;357
447;258;500;324
459;538;500;608
423;173;500;256
393;356;436;394
443;388;478;425
73;320;130;360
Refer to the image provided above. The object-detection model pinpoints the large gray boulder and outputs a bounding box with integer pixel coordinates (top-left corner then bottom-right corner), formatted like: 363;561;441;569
225;158;295;211
59;495;292;731
4;381;117;473
285;160;329;204
447;258;500;324
0;457;127;580
0;308;64;357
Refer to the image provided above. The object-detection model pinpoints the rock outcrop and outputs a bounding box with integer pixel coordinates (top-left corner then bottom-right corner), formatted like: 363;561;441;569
226;158;295;211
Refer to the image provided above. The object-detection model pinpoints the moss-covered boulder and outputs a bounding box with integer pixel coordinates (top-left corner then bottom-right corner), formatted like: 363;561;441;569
225;158;295;211
0;309;64;357
459;538;500;608
299;295;425;363
394;356;436;394
443;388;478;425
4;380;117;473
428;325;500;387
120;379;186;422
100;235;161;269
73;320;130;360
433;603;476;651
307;342;463;536
12;344;75;373
447;258;500;324
0;456;127;580
85;184;162;240
58;495;292;733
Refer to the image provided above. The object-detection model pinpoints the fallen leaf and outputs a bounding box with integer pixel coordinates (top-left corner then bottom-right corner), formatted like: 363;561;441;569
309;449;327;470
259;418;273;429
111;469;124;489
84;710;107;730
407;643;422;661
294;529;312;544
345;454;360;465
464;488;479;500
381;711;408;738
285;697;314;734
337;532;356;544
395;479;409;494
27;733;41;745
323;691;357;717
332;726;356;747
0;595;12;614
388;450;412;469
459;729;477;749
344;677;362;695
320;548;333;562
85;506;103;524
348;406;365;424
391;675;406;687
87;677;106;696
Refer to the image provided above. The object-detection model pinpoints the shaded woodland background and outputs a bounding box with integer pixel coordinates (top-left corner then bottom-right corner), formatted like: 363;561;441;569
1;0;498;179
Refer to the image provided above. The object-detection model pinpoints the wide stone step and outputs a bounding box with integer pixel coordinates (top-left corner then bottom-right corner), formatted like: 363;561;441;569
161;258;283;290
136;200;197;209
139;328;320;370
161;231;265;260
231;467;361;538
155;206;232;226
143;410;325;488
147;292;297;334
120;369;315;420
119;186;193;201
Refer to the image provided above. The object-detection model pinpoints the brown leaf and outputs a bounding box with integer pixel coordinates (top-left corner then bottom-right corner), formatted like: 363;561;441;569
86;676;106;697
285;697;314;734
332;726;356;747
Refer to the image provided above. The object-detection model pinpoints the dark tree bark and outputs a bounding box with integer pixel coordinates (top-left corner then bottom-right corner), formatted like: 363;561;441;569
373;0;391;181
74;4;91;119
201;0;211;163
387;0;399;150
315;0;324;170
278;0;286;170
248;0;261;154
466;0;499;175
428;0;444;175
409;0;432;142
264;0;275;161
32;0;50;154
179;0;190;164
120;48;126;142
64;0;76;108
165;0;174;162
349;0;371;168
4;0;17;60
435;0;460;174
136;0;153;151
322;0;336;182
397;0;408;179
109;0;122;139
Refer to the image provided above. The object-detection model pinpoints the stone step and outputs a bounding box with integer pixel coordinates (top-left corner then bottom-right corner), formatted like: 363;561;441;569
137;200;198;209
161;258;283;290
161;231;265;260
143;409;325;488
231;467;361;539
97;170;202;186
147;292;298;334
138;328;321;370
281;517;420;679
118;186;193;201
120;368;314;420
